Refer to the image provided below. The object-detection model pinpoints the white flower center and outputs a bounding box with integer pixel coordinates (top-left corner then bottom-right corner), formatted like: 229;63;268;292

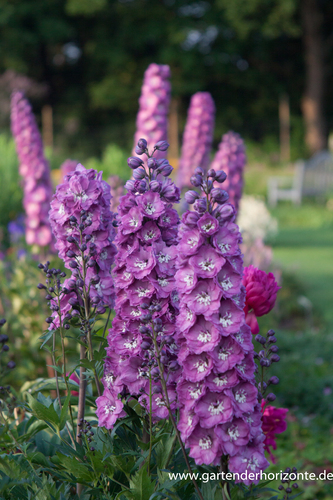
199;259;214;272
243;456;260;471
137;287;149;297
100;250;107;260
197;330;211;343
228;425;240;441
124;272;132;281
155;396;166;407
158;278;168;287
218;347;232;360
189;385;203;399
134;259;147;270
220;277;232;291
202;222;214;232
145;202;156;215
58;203;65;215
124;339;138;349
187;237;197;248
235;389;247;404
184;274;194;286
196;292;211;305
130;218;139;227
213;375;228;387
220;312;233;327
144;230;155;240
186;309;194;321
199;436;212;450
157;252;171;263
208;400;224;415
194;359;208;373
130;310;141;317
104;374;114;387
219;243;231;253
104;404;116;415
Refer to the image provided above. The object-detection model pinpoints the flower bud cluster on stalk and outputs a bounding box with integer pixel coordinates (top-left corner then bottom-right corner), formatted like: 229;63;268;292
10;92;53;247
210;131;246;214
96;138;181;429
177;92;215;190
175;168;269;482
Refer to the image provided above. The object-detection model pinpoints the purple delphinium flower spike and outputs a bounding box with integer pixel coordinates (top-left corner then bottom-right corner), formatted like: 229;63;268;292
175;168;268;482
97;140;181;429
132;64;171;159
10;91;53;247
49;163;116;315
108;175;125;214
210;131;246;213
60;159;78;182
177;92;215;190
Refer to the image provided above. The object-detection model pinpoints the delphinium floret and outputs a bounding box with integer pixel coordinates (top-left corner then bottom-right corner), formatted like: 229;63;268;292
175;167;269;483
177;92;215;190
210;131;246;214
97;138;181;430
10;91;53;247
132;64;171;159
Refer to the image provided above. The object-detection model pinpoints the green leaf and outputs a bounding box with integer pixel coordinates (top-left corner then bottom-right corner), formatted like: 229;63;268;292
27;393;60;428
39;329;55;349
79;359;96;370
56;453;94;482
124;467;156;500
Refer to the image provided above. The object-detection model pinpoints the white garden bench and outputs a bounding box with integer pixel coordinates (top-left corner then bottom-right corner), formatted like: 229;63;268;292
267;150;333;207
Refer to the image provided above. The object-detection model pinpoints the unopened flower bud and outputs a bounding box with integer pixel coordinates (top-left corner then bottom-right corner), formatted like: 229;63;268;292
194;167;204;176
260;358;271;367
270;354;280;363
266;393;276;402
125;180;136;191
148;157;158;170
215;170;227;183
255;334;266;345
45;317;53;324
184;190;199;204
154;140;169;151
149;180;161;192
270;345;279;353
211;188;229;203
128;157;144;169
97;307;106;314
7;361;15;369
268;376;279;385
190;175;202;187
133;167;146;180
69;260;78;269
193;198;207;213
267;335;277;343
37;283;46;289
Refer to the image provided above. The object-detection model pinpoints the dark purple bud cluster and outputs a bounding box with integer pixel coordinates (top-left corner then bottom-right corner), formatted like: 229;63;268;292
125;139;177;199
0;383;17;415
278;467;299;498
255;329;280;401
185;167;235;226
77;418;95;450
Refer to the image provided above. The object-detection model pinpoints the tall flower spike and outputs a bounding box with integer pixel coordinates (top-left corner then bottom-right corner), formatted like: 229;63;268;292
97;140;181;430
177;92;215;190
210;131;246;214
175;169;269;483
60;159;79;182
133;64;171;159
10;91;53;246
49;163;116;312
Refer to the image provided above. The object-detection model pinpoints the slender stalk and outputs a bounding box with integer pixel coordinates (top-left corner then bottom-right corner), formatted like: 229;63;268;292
52;329;62;410
98;308;111;352
76;342;87;497
150;326;204;500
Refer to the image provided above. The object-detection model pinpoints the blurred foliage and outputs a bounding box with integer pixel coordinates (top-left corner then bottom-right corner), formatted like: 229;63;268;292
2;0;333;156
85;143;131;181
0;134;23;247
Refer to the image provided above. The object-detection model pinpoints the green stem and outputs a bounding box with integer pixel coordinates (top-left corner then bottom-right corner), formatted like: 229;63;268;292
52;328;62;411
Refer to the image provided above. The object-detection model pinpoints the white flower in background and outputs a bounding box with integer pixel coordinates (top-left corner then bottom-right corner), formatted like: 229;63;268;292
238;195;278;241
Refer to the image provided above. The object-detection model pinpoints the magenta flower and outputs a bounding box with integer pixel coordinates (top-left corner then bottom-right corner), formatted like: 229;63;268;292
133;64;171;158
177;92;215;190
210;131;246;213
10;91;53;246
261;400;288;463
175;168;268;479
243;265;280;334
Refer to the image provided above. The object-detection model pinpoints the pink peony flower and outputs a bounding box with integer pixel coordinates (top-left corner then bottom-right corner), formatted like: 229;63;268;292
243;265;280;333
261;400;288;463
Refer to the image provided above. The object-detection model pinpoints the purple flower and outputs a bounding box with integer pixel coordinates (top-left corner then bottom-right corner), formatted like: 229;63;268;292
197;213;219;236
228;448;269;485
137;191;165;219
195;391;233;427
177;92;215;190
60;159;78;182
133;63;171;159
215;418;250;456
96;389;126;429
210;131;246;214
10;92;53;247
187;425;220;465
175;172;268;475
49;163;116;310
